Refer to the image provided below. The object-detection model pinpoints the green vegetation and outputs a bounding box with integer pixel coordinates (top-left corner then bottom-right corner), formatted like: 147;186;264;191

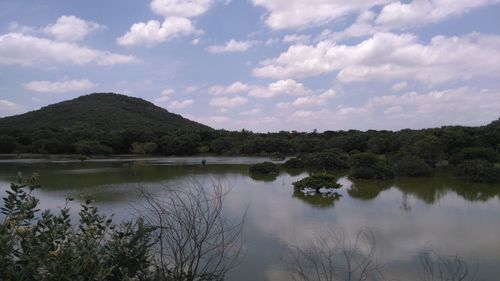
299;149;349;170
292;173;341;193
249;162;279;174
0;174;156;281
349;152;394;180
455;160;500;183
394;155;433;177
283;157;305;169
0;174;243;281
0;93;499;182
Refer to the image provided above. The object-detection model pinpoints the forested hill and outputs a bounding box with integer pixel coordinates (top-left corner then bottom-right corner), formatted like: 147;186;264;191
0;93;210;132
0;93;211;154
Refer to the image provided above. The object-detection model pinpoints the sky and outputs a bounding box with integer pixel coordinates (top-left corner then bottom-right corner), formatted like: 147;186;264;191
0;0;499;132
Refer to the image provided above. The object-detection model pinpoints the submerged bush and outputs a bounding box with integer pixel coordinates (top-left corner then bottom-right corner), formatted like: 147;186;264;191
349;152;394;180
283;157;305;169
293;173;341;193
249;162;279;174
301;150;349;170
455;160;500;183
394;155;433;177
449;147;499;166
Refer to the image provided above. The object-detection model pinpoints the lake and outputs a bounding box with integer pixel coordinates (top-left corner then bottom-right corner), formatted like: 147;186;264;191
1;157;499;281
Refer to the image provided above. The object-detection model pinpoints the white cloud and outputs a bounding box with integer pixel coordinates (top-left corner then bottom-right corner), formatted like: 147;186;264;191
161;88;175;96
249;79;310;98
282;34;311;44
169;99;194;109
0;99;23;117
208;79;310;99
44;15;103;42
209;96;248;107
23;79;95;93
253;32;500;84
251;0;392;29
376;0;500;30
287;87;500;130
240;107;262;115
0;33;137;66
209;81;250;95
117;17;196;47
207;39;255;53
154;88;175;106
119;0;214;47
150;0;214;18
391;81;408;91
291;89;336;107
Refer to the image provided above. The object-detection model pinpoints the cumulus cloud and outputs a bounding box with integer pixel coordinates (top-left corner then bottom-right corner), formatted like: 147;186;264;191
0;99;23;117
169;99;194;109
209;96;248;107
117;17;196;47
249;79;310;98
23;79;95;93
0;33;137;66
376;0;500;30
287;87;500;130
44;15;103;42
282;34;311;44
209;81;250;95
253;32;500;84
207;39;255;53
150;0;214;18
251;0;392;29
391;81;408;91
278;89;336;108
119;0;214;47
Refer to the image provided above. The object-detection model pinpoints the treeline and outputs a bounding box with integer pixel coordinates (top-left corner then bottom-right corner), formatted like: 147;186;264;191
3;118;499;182
1;119;499;159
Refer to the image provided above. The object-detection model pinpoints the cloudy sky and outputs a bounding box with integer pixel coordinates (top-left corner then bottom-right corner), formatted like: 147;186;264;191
1;0;499;132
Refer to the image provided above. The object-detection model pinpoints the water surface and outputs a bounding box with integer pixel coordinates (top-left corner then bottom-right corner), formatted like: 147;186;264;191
0;157;499;281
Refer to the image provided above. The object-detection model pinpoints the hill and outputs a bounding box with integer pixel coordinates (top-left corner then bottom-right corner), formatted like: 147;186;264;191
0;93;210;133
0;93;211;154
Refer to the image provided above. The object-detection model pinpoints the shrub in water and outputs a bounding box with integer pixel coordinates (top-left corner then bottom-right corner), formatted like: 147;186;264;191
394;155;432;177
293;173;341;193
249;162;279;174
349;152;394;180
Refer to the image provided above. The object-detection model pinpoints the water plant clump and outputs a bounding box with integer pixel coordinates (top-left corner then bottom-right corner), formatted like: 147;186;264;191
292;173;342;194
249;162;279;174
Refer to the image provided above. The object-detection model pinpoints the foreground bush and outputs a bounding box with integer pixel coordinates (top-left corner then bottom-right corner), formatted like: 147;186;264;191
0;173;156;281
249;162;279;174
394;155;433;177
349;152;394;180
0;174;244;281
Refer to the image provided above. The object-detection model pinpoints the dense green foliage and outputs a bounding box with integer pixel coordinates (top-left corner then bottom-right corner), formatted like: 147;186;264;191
349;152;394;180
0;174;156;281
299;150;349;170
394;155;433;177
249;162;279;174
283;157;305;169
455;160;500;183
0;93;210;155
449;147;499;165
0;94;499;182
292;173;341;193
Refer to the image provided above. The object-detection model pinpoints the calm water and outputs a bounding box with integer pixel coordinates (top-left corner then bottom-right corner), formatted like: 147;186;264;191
1;157;500;281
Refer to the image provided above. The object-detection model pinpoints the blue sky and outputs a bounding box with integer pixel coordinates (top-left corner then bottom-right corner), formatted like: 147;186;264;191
1;0;499;132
